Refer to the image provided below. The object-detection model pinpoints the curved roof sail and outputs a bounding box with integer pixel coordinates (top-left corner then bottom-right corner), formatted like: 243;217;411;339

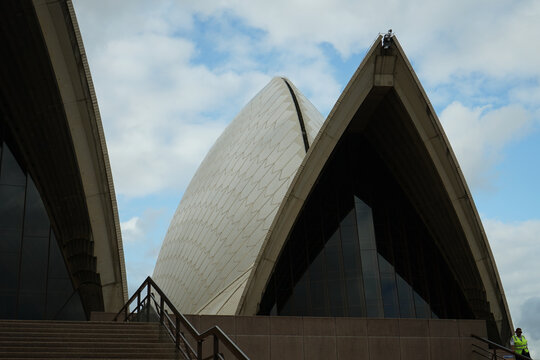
153;78;324;314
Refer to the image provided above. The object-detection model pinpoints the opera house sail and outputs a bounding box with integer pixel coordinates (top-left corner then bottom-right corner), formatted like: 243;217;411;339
1;0;127;319
153;36;512;343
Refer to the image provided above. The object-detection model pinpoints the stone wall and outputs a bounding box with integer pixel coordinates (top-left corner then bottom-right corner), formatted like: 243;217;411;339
184;315;488;360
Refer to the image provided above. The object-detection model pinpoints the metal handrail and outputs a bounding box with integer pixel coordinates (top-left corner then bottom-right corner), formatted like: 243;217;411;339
471;334;532;360
114;276;250;360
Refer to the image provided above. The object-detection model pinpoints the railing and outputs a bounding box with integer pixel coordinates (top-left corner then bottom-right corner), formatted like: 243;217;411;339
471;334;532;360
114;276;250;360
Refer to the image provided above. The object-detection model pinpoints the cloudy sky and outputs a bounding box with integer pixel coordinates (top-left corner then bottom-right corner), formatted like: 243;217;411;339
72;0;539;352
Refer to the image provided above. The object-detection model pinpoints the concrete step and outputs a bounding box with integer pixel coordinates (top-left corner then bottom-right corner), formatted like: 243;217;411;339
0;346;178;353
0;340;175;348
0;320;160;330
0;325;161;335
0;327;163;334
0;352;180;359
0;320;182;359
0;332;167;341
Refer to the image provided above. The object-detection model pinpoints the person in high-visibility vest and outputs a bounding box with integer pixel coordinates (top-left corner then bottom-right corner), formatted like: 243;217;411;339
510;328;531;358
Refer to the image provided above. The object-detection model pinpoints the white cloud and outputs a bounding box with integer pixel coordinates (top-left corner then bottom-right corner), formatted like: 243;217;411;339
73;0;540;199
511;85;540;109
440;102;532;189
182;0;540;82
74;1;346;198
119;207;172;293
120;216;141;242
519;297;540;357
484;218;540;355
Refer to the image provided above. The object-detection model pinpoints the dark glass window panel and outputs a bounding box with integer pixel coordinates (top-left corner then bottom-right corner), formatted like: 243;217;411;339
0;228;22;253
0;185;25;230
291;276;309;316
259;278;275;315
54;291;85;321
0;253;19;290
340;209;357;245
380;271;399;318
355;197;376;250
308;251;328;313
309;280;327;316
342;240;362;279
0;293;17;319
325;231;341;281
374;220;395;268
19;236;49;293
360;250;382;313
23;178;50;237
424;254;445;317
377;254;394;275
320;183;339;239
290;225;308;283
257;133;474;320
46;290;73;319
391;227;413;296
396;274;415;318
18;292;46;319
346;277;366;315
363;279;383;317
327;277;345;316
0;144;26;186
0;131;79;321
47;277;73;293
307;226;325;269
413;291;431;319
275;247;293;314
47;232;69;279
309;248;325;280
279;298;294;316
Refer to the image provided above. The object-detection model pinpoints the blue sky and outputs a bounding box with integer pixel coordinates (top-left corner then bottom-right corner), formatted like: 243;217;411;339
73;0;540;352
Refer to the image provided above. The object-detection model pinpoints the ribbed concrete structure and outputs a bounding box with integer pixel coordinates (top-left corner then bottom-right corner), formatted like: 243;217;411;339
1;0;127;317
153;77;324;314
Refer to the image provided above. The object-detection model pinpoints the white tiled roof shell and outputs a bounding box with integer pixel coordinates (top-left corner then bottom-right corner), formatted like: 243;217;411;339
153;77;324;314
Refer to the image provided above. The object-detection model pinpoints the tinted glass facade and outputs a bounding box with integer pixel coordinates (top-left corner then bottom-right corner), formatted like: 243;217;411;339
258;133;473;319
0;124;85;320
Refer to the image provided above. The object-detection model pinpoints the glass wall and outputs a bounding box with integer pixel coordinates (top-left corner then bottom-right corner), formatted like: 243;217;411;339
0;123;85;320
258;134;473;319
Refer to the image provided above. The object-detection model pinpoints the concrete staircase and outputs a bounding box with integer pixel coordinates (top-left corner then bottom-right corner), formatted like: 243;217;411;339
0;320;181;359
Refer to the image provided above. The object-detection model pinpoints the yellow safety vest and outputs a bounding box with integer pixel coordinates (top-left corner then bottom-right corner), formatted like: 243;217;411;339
512;335;528;355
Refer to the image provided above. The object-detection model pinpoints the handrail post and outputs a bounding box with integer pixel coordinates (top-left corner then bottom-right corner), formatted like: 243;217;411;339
213;334;219;360
159;296;165;325
197;339;203;360
146;283;151;322
175;316;180;349
113;276;251;359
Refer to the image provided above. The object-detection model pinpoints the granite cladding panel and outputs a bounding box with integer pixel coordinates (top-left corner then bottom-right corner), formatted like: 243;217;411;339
192;316;484;360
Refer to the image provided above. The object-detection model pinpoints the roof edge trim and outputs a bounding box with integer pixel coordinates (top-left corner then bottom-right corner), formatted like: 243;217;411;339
282;77;310;152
